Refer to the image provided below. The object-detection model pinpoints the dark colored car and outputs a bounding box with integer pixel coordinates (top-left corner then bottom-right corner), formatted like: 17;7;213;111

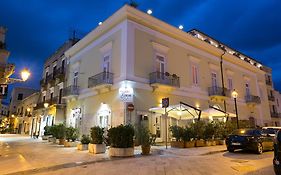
226;128;274;154
273;130;281;174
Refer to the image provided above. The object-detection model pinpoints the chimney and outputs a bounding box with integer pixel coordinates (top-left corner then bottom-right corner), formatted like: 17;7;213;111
0;27;7;44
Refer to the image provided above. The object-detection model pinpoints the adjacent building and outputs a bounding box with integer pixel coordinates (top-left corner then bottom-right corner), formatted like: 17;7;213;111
15;92;39;135
62;5;279;142
9;87;38;133
34;37;79;136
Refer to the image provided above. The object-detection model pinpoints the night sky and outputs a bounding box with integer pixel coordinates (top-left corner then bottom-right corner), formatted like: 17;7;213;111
1;0;281;102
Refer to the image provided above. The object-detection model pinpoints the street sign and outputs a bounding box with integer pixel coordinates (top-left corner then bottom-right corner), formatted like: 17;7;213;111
127;104;134;111
0;84;8;99
162;97;169;108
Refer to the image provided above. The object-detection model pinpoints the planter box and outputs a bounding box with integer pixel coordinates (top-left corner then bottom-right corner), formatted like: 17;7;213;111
89;143;106;154
58;139;65;145
171;141;185;148
184;141;195;148
141;145;151;155
109;147;134;157
77;143;88;151
49;137;56;143
195;140;206;147
42;135;50;140
48;137;55;142
205;140;216;146
64;141;78;147
219;139;225;145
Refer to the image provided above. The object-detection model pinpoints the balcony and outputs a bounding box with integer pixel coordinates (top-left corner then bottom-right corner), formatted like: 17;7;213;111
266;79;272;86
88;72;113;89
54;67;65;82
62;85;79;98
34;102;45;110
46;73;56;86
268;95;275;101
245;95;261;105
149;72;180;91
208;86;230;101
271;112;281;118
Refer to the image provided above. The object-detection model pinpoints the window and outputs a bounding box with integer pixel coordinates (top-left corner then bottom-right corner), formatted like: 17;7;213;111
103;55;110;72
61;59;65;71
59;88;63;104
53;65;56;78
17;93;23;100
50;92;53;101
192;65;199;85
245;83;250;96
211;72;217;87
277;99;279;107
73;72;78;86
273;105;277;113
227;78;233;90
43;96;46;103
155;55;165;73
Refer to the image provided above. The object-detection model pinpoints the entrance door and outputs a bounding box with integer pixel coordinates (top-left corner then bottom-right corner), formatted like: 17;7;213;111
99;115;108;128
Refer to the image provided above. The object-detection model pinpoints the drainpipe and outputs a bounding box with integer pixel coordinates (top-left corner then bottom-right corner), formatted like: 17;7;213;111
219;45;227;120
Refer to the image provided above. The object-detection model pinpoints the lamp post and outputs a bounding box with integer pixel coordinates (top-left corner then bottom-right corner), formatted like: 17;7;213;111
232;89;239;129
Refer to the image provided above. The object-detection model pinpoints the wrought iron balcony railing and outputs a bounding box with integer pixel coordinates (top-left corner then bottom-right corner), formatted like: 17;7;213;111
245;95;261;104
149;71;180;88
88;72;113;88
54;67;65;79
208;86;230;97
268;95;275;101
266;79;272;86
62;85;79;97
271;112;281;118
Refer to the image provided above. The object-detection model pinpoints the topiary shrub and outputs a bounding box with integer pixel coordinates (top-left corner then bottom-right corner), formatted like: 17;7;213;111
190;120;206;140
107;124;134;148
170;125;184;141
43;126;51;136
182;126;194;142
80;134;91;144
65;126;79;142
137;125;152;146
203;122;215;140
90;126;104;144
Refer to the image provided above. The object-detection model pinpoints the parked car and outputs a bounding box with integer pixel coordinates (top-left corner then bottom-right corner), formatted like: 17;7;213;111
262;127;281;137
273;130;281;174
226;128;274;154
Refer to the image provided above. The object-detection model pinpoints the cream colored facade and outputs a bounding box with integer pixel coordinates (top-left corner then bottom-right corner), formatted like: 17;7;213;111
64;5;278;141
15;92;39;135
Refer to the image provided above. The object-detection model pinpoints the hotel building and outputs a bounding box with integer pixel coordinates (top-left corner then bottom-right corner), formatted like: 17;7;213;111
63;5;279;142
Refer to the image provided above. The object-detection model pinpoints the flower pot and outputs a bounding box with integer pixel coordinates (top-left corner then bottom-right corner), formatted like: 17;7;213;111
58;139;65;145
77;143;88;151
141;145;151;155
171;141;185;148
109;147;134;157
184;141;195;148
90;143;106;154
195;140;205;147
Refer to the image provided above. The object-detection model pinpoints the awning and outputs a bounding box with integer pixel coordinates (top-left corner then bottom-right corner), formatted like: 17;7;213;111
201;108;236;118
149;102;201;120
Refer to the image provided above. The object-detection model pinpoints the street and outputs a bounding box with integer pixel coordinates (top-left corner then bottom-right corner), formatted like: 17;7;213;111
0;134;275;175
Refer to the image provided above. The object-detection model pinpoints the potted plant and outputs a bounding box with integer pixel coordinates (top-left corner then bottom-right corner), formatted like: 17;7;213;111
170;125;184;148
108;124;134;157
190;121;206;147
138;125;152;155
183;126;195;148
214;121;227;145
204;122;216;146
42;126;52;140
89;126;106;154
48;125;57;143
64;126;79;147
77;135;91;151
55;124;66;145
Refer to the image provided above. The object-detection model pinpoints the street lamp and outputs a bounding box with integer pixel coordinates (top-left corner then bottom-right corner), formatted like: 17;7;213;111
44;103;49;108
21;68;30;81
231;89;239;129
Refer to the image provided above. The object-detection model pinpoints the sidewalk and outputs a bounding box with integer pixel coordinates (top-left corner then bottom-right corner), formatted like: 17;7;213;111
153;145;227;156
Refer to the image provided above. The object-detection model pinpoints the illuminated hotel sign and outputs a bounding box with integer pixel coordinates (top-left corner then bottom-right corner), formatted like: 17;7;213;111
119;86;133;102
